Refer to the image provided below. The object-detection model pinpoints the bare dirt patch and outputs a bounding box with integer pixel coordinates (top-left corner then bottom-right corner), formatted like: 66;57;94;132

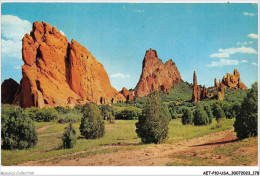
37;125;53;133
235;146;258;155
19;129;246;166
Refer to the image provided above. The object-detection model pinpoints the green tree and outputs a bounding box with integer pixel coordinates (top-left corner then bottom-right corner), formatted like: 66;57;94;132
1;106;38;150
222;102;232;119
62;123;77;149
234;82;258;139
135;92;169;144
79;103;105;139
214;104;225;127
204;104;213;124
230;101;241;118
193;104;209;126
161;103;172;121
181;108;193;125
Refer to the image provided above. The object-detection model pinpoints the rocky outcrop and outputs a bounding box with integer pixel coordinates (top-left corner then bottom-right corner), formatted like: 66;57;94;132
192;71;208;102
1;78;19;104
134;48;182;97
121;87;135;101
214;69;247;90
13;21;125;108
217;82;225;101
192;71;198;102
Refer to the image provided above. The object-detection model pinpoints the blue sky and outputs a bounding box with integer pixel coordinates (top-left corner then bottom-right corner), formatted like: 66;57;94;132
1;3;258;90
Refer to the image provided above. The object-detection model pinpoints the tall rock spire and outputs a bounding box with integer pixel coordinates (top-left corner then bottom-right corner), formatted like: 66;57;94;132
192;71;198;102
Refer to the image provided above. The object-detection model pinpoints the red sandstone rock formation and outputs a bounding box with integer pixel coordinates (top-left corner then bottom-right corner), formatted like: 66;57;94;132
214;69;247;90
192;71;198;102
121;87;134;101
1;78;19;104
192;71;208;102
134;48;182;97
12;22;125;108
217;82;225;101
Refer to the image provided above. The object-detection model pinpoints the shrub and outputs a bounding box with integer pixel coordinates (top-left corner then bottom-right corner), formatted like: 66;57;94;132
214;104;225;127
100;105;113;119
114;106;141;120
24;107;58;122
135;92;169;144
57;112;82;124
234;82;258;139
1;106;38;150
222;102;232;119
54;106;70;114
204;104;213;124
182;108;193;125
230;101;241;118
193;104;209;126
37;108;58;122
79;103;105;139
74;105;84;112
62;123;77;149
23;107;40;120
104;111;115;124
161;103;172;121
168;103;177;119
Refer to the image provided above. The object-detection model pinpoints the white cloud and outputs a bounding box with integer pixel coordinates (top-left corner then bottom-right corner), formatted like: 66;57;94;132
219;46;257;54
210;46;257;58
110;73;130;78
243;12;255;16
1;39;22;59
210;52;229;58
1;15;32;60
237;41;253;46
60;30;65;36
247;33;258;39
208;59;239;67
241;60;248;63
252;62;258;66
1;15;32;41
135;9;145;13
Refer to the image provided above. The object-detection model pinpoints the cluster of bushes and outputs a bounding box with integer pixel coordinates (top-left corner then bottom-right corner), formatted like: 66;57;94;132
181;104;215;126
1;106;38;150
23;107;58;122
167;103;178;119
113;106;142;120
62;103;106;149
57;112;82;124
210;101;241;119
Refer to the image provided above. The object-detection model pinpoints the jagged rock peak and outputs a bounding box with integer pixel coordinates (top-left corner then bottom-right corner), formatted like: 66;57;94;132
134;48;182;98
214;69;247;90
192;71;208;102
13;21;126;108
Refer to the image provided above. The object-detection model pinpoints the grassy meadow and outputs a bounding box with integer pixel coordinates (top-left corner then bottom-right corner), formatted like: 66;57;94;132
2;118;237;166
1;82;257;166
